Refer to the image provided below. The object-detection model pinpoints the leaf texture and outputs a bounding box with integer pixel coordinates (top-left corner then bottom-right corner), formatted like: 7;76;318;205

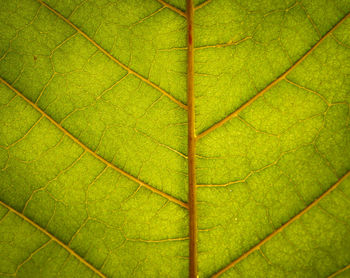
0;0;350;277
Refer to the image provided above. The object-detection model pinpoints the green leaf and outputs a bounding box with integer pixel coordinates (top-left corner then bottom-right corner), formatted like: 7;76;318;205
0;0;349;277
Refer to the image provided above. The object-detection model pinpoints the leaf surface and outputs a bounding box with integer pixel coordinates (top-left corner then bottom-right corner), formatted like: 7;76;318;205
0;0;350;277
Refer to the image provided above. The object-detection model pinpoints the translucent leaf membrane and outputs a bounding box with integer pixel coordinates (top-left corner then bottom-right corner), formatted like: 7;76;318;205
0;0;349;277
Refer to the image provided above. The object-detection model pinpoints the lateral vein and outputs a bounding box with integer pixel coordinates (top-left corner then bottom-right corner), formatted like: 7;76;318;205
328;263;350;278
0;77;189;210
36;0;187;110
197;12;350;140
0;200;107;278
156;0;186;17
211;170;350;277
194;0;212;11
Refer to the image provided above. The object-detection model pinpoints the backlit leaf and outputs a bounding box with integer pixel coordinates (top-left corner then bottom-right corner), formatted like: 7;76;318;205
0;0;349;277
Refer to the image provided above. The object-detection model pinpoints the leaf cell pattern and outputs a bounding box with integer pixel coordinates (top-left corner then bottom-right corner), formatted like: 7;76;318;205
0;0;350;277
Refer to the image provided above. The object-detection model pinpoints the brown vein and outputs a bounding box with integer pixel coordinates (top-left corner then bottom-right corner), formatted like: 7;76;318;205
0;200;106;278
0;77;189;210
211;170;350;277
126;236;189;243
197;12;350;140
195;36;252;50
186;0;197;277
197;172;253;187
194;0;212;10
328;264;350;278
36;0;187;110
14;240;52;275
156;0;186;17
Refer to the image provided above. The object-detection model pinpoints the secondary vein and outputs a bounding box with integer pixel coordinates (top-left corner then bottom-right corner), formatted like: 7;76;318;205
0;77;189;210
328;263;350;278
0;200;107;278
156;0;186;17
197;12;350;140
36;0;187;110
194;0;212;11
211;170;350;277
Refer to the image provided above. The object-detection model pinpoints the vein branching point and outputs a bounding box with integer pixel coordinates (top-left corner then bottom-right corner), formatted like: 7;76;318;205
37;0;188;110
197;12;350;140
211;170;350;277
0;77;188;210
0;200;107;278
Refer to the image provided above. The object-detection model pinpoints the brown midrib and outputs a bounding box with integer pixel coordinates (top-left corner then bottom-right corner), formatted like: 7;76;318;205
186;0;197;277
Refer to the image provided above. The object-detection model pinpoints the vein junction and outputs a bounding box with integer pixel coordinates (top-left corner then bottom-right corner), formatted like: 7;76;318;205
211;170;350;277
0;200;107;278
37;0;187;110
0;77;188;210
197;12;350;139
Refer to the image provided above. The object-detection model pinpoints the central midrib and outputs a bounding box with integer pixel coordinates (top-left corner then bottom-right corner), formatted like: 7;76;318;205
186;1;197;277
